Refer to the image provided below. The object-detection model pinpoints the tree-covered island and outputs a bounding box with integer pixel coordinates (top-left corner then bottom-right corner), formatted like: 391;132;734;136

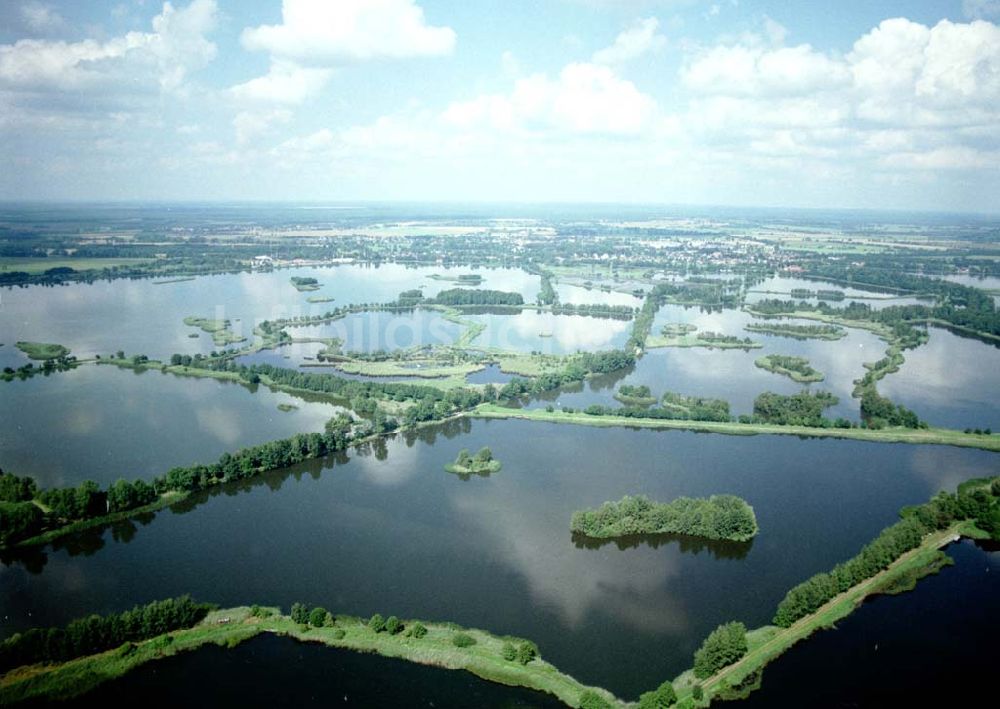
444;447;502;475
570;494;759;543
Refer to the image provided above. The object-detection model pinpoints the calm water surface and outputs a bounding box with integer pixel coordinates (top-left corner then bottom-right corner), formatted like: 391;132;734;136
469;312;632;354
2;419;994;699
69;633;563;709
0;365;343;487
879;327;1000;431
0;265;540;362
733;539;1000;708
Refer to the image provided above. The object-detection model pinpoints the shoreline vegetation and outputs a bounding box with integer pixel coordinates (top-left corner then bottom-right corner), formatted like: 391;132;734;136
4;478;995;708
428;273;485;285
570;495;758;543
0;605;620;708
754;354;825;383
14;341;70;360
743;322;846;340
613;384;657;407
647;324;761;350
666;476;1000;706
472;404;1000;452
444;447;502;476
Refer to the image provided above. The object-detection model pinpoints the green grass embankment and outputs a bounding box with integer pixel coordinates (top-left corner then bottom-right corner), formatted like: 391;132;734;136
674;525;967;704
472;404;1000;452
14;342;70;360
0;609;621;708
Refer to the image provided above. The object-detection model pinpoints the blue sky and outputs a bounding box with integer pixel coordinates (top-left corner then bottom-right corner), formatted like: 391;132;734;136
1;0;998;211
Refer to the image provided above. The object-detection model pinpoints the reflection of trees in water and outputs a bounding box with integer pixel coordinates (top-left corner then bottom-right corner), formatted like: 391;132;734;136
571;531;754;561
5;417;477;574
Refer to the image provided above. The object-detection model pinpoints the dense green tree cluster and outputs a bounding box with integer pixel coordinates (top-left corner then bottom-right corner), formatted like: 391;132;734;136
618;384;652;398
497;350;635;401
744;322;844;340
429;288;524;306
692;621;748;679
751;391;838;426
106;478;158;513
582;390;731;423
0;501;43;545
0;411;392;547
638;680;677;708
550;303;636;319
570;494;758;542
38;481;105;521
773;478;1000;627
0;471;37;502
755;355;823;381
860;387;922;429
698;331;756;345
0;596;211;673
801;265;1000;336
536;271;558;306
627;284;671;351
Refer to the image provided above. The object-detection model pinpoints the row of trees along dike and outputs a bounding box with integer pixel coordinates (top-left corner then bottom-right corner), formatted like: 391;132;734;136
496;350;636;400
773;477;1000;627
571;389;877;430
0;596;213;673
570;495;759;543
653;476;1000;706
0;413;377;547
802;265;1000;337
1;349;644;547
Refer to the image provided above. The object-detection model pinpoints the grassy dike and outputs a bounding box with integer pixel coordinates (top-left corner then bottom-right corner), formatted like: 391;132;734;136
671;523;981;705
0;608;622;708
472;404;1000;452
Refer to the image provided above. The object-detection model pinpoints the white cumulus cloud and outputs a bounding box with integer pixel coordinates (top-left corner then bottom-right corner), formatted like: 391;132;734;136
0;0;218;94
233;0;455;104
592;17;666;66
241;0;455;63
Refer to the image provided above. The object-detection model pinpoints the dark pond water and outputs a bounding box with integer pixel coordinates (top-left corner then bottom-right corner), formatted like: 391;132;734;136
2;419;994;700
732;538;1000;708
879;327;1000;431
64;633;562;709
0;365;344;487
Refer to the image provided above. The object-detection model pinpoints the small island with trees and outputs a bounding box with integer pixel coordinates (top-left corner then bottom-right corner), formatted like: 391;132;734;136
744;322;846;340
647;324;761;350
614;384;657;407
754;354;825;382
290;276;321;292
182;317;246;346
15;341;70;360
570;494;759;542
444;447;502;476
